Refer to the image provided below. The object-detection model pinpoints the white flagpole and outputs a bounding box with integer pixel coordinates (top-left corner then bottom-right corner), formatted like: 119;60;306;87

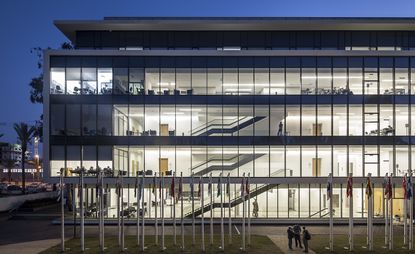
136;172;140;247
80;169;85;252
60;168;65;252
389;173;393;250
173;172;177;246
409;171;413;250
161;173;166;251
155;173;159;246
201;176;205;252
210;173;213;246
191;172;195;246
220;173;225;251
121;171;125;251
141;173;146;251
242;173;246;252
385;173;389;246
348;173;353;252
368;173;373;251
228;173;232;245
247;173;251;247
99;169;105;252
329;173;333;251
404;174;408;246
117;175;121;247
181;172;184;250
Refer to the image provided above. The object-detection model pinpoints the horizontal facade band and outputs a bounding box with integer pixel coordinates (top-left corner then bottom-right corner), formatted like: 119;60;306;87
49;135;412;146
44;175;409;185
46;49;415;57
50;94;415;105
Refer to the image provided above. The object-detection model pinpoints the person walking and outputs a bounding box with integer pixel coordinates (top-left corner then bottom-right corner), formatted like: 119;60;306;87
302;226;311;253
277;121;284;136
252;199;259;218
293;224;302;248
287;227;294;250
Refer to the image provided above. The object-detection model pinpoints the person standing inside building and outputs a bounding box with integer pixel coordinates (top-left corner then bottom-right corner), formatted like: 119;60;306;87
287;226;294;250
277;121;284;136
302;226;311;253
293;224;302;248
252;199;259;218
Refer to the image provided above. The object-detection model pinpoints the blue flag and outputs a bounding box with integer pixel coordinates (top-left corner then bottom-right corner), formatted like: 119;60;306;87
407;176;413;200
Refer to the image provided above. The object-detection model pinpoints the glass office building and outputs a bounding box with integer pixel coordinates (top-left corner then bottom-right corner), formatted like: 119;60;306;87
45;17;415;221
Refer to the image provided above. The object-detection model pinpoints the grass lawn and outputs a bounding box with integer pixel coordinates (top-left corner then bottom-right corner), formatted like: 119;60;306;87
40;235;281;254
312;234;415;254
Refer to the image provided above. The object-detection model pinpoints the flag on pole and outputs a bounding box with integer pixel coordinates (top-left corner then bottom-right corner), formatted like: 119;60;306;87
386;175;393;200
178;175;182;199
208;178;212;196
152;175;156;194
134;175;138;198
217;176;222;197
366;176;373;197
327;176;332;200
346;175;353;198
226;175;230;197
383;174;389;197
170;174;175;198
190;176;194;198
198;178;201;197
403;175;408;200
245;175;250;195
116;177;121;196
407;175;413;200
138;176;143;201
240;177;245;196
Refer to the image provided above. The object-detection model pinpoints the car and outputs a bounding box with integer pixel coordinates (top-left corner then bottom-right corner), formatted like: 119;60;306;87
0;182;9;192
2;185;23;195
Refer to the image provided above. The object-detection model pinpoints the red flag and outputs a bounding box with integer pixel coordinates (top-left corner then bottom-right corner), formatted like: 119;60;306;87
346;175;353;198
178;176;183;198
386;176;393;200
403;175;408;199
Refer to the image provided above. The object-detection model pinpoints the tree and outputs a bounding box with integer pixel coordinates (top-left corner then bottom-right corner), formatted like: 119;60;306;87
29;43;73;141
2;159;16;183
13;123;36;194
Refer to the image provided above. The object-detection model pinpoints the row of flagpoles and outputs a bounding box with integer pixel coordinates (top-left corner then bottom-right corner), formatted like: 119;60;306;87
59;169;252;252
326;171;414;251
59;167;413;252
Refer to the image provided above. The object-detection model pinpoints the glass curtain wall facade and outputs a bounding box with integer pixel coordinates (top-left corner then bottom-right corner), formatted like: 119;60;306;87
46;18;415;221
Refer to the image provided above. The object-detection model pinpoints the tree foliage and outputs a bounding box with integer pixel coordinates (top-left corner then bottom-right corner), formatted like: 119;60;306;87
28;42;73;142
13;122;36;193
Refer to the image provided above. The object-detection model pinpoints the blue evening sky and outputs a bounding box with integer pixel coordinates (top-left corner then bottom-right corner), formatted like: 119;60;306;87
0;0;414;147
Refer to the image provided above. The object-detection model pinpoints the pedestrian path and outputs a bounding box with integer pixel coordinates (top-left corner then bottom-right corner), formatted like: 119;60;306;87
268;235;316;254
0;238;61;254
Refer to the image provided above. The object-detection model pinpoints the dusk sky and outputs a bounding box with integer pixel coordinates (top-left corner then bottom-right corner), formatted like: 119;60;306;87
1;0;415;147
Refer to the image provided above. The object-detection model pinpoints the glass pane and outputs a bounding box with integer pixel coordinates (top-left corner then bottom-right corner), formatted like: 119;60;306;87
50;68;65;94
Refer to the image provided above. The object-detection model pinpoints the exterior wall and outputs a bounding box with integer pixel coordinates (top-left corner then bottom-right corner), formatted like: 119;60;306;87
44;22;415;219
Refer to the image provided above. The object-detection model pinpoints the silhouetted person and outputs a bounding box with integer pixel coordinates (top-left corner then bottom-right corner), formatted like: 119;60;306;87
293;224;302;248
253;199;259;218
287;226;294;250
302;226;311;253
277;121;283;136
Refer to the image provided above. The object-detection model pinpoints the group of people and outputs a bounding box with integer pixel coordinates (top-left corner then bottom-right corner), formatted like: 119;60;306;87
287;225;311;252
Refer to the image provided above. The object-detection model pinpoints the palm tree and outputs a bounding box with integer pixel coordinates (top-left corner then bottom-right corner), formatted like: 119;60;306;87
13;123;36;194
2;159;16;183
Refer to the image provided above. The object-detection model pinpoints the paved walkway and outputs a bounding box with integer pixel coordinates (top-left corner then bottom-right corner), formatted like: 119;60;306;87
268;235;316;254
0;238;60;254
